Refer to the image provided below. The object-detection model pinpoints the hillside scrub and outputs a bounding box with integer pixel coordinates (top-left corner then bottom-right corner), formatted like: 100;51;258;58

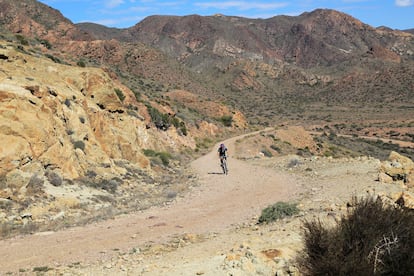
143;149;173;166
297;196;414;275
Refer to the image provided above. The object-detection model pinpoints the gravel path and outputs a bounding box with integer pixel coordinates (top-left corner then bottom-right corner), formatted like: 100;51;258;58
0;129;300;274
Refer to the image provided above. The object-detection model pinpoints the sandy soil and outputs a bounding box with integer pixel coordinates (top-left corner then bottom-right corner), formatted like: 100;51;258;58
0;128;404;275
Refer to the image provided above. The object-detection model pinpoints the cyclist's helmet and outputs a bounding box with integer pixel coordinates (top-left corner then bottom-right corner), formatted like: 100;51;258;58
220;143;225;148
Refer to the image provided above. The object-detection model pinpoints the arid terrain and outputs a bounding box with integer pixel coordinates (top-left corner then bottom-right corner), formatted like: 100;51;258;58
0;126;412;275
1;1;414;275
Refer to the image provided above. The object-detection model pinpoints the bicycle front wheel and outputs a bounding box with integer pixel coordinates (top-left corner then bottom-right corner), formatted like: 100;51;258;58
222;159;228;175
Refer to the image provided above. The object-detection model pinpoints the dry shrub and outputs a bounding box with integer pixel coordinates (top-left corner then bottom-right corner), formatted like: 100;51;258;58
258;202;299;224
46;170;62;187
297;196;414;275
26;174;44;195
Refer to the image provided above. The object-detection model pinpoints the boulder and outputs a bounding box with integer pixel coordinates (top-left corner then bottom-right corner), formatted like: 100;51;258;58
379;151;414;185
395;191;414;209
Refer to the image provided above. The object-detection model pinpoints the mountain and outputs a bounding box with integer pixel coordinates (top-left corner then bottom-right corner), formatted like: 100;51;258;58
113;10;414;123
125;10;401;68
1;0;414;151
0;0;92;43
405;29;414;35
2;0;413;123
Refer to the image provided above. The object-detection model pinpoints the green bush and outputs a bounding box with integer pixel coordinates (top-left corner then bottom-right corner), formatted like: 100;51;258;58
270;144;281;153
258;202;299;224
77;60;86;67
115;88;125;102
26;174;45;195
297;196;414;275
158;152;172;166
33;266;51;272
46;171;62;187
64;98;71;108
45;53;62;64
219;115;233;127
142;149;157;157
38;38;52;49
143;149;172;166
72;140;85;151
99;178;121;193
83;177;121;194
146;104;171;130
261;148;273;157
15;34;29;46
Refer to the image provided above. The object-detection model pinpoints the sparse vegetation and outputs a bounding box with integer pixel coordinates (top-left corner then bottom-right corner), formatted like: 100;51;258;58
64;98;71;108
45;53;62;64
297;196;414;275
219;115;233;127
33;266;52;272
26;174;44;195
260;148;273;157
72;140;85;151
15;34;29;46
37;38;52;49
143;149;173;166
115;88;125;102
2;6;414;273
315;133;414;160
146;104;171;130
258;202;299;224
46;171;62;187
77;60;86;67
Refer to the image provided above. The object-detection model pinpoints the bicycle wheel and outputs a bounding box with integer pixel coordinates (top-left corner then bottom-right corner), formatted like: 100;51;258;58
222;158;228;175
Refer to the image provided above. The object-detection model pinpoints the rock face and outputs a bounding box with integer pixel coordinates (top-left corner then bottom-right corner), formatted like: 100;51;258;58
1;42;150;180
0;39;213;229
380;151;414;185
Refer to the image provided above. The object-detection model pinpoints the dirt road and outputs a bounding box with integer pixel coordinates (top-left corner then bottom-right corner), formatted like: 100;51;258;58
0;129;300;273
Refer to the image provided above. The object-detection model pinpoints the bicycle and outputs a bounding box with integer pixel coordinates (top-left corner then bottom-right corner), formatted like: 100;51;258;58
220;156;228;175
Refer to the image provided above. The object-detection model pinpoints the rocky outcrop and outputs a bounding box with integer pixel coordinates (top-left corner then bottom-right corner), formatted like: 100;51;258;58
0;32;250;236
165;90;247;129
1;43;149;180
0;39;205;231
379;151;414;186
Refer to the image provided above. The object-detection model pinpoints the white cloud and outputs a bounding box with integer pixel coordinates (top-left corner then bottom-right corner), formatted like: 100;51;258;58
195;1;288;11
105;0;125;8
93;15;143;27
395;0;414;7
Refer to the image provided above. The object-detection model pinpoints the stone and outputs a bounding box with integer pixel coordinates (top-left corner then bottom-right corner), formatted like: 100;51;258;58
380;151;414;184
378;172;393;183
395;191;414;209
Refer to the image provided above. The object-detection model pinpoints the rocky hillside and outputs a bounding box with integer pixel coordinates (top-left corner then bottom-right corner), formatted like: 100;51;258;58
0;35;247;237
120;10;414;123
405;29;414;35
125;10;408;68
1;0;414;125
0;0;413;237
0;0;92;43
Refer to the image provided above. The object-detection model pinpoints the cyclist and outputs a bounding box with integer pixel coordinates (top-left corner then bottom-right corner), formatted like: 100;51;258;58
218;143;228;172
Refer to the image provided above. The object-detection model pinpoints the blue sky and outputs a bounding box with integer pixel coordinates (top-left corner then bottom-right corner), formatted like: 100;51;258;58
38;0;414;30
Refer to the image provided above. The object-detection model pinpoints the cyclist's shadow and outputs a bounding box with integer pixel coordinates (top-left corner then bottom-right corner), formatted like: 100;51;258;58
208;167;228;175
208;171;225;175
